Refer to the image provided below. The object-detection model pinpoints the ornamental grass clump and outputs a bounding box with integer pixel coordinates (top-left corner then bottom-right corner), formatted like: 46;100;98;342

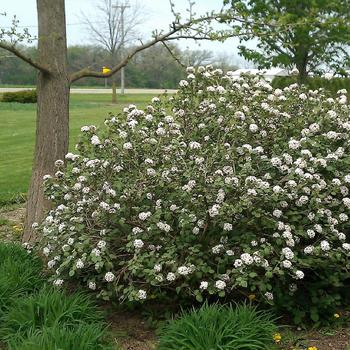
38;66;350;324
7;324;113;350
0;287;103;343
0;243;44;315
157;303;277;350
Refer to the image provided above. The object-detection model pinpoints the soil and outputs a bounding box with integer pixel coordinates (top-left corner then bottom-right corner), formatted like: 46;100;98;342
106;310;157;350
279;326;350;350
0;205;24;242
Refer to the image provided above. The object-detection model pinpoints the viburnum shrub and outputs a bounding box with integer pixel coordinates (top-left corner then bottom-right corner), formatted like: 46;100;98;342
38;66;350;325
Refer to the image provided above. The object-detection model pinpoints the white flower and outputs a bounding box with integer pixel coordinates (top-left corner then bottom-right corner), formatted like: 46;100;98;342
88;281;96;290
307;229;315;238
90;135;101;145
226;250;234;256
139;211;151;221
241;253;253;265
304;246;314;254
166;272;176;281
288;139;301;150
48;260;56;269
123;142;133;150
323;72;333;80
179;80;189;87
97;240;106;249
234;259;243;268
91;248;101;256
154;264;162;272
223;223;232;231
137;289;147;300
157;222;171;232
104;272;115;282
76;259;84;269
314;224;322;233
212;244;223;254
81;126;90;132
208;204;221;217
273;209;282;218
177;266;191;275
215;280;226;290
249;124;258;133
320;240;330;251
53;279;64;286
147;168;156;176
189;141;201;149
295;270;304;279
264;292;274;300
196;281;208;291
282;247;294;260
192;227;200;234
342;198;350;208
339;213;348;222
133;239;144;249
282;260;292;268
43;247;50;256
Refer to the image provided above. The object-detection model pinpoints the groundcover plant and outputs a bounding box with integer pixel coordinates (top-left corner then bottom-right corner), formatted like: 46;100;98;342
37;66;350;324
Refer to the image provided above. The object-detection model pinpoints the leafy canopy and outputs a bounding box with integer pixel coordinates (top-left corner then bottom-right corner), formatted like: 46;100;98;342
224;0;350;78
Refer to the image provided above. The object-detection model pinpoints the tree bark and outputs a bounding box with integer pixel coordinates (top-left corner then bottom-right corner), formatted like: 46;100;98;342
23;0;69;242
112;80;117;103
297;61;308;84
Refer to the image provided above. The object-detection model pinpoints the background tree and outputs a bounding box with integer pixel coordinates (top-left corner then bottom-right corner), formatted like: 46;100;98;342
81;0;144;102
0;44;239;87
0;46;37;84
182;48;214;66
0;0;243;242
125;43;185;88
224;0;350;81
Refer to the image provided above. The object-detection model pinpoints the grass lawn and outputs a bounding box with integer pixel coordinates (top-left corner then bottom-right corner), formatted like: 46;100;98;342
0;93;156;204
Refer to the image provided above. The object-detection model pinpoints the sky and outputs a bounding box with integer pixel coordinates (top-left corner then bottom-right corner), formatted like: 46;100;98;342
1;0;256;67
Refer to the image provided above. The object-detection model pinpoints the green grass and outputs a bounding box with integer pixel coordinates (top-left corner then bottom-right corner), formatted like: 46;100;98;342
157;303;278;350
0;93;155;204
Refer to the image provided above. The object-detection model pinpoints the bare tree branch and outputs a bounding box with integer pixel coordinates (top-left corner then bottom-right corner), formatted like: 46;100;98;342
70;13;235;82
0;41;50;73
161;41;186;67
80;0;144;59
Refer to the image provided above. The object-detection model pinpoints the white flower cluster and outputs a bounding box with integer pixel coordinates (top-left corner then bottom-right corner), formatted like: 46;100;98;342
40;66;350;305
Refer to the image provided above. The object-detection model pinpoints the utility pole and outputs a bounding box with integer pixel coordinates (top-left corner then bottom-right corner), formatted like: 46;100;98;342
113;2;130;95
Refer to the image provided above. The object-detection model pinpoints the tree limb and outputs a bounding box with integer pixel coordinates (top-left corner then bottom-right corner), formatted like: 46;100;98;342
161;41;186;67
70;13;240;83
0;41;50;73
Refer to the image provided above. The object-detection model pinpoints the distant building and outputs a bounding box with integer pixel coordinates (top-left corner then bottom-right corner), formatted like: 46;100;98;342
230;68;289;81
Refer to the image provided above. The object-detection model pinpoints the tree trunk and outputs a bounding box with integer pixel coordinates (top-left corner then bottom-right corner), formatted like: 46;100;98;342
295;48;309;84
23;0;69;242
297;63;308;84
112;80;117;103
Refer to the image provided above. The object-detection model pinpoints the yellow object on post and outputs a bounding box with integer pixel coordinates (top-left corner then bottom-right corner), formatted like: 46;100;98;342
102;66;111;74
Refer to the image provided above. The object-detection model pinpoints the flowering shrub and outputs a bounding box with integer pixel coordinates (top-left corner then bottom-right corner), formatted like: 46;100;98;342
38;66;350;324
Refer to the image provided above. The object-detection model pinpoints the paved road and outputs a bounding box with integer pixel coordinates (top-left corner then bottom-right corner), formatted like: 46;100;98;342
0;87;177;94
